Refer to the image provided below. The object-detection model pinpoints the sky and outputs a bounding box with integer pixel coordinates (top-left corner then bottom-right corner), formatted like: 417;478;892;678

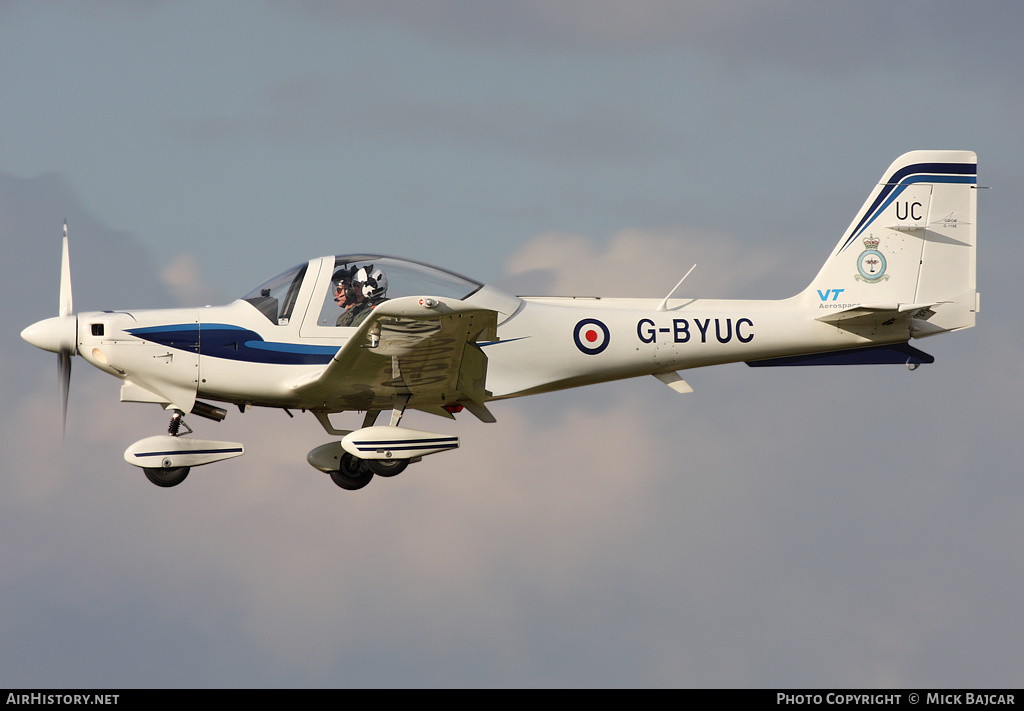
2;1;1023;688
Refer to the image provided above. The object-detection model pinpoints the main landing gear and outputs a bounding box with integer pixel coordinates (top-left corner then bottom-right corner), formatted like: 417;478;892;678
325;452;410;490
366;458;409;477
328;453;374;490
308;443;415;491
309;400;447;491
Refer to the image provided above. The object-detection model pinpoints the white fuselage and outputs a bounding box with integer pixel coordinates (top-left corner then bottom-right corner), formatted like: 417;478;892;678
70;269;900;417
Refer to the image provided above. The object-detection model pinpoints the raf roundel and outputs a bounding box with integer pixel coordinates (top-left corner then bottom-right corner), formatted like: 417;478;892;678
573;318;610;355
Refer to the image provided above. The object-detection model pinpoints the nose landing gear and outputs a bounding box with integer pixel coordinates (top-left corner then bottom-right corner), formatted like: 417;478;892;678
124;410;244;488
140;412;193;487
144;465;190;488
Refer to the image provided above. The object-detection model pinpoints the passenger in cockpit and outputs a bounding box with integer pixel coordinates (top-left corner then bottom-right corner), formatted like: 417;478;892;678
334;264;388;327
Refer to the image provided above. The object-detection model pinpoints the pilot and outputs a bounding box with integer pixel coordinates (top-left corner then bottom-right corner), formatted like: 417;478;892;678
332;266;362;326
335;264;387;327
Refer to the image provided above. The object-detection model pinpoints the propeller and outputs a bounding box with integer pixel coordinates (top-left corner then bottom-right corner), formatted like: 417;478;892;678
21;222;78;436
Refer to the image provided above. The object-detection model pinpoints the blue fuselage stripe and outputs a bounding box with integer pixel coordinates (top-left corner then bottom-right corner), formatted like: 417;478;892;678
126;323;337;365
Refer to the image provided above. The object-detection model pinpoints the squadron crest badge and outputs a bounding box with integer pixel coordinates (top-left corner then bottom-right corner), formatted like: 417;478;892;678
855;234;889;282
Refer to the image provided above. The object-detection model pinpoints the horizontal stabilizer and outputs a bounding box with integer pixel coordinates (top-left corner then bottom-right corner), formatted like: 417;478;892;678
816;302;937;328
746;342;934;367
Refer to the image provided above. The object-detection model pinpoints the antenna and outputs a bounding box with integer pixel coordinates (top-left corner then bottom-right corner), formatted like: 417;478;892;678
656;264;696;312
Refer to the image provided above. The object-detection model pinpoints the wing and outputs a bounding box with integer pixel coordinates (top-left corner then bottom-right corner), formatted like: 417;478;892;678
290;295;498;418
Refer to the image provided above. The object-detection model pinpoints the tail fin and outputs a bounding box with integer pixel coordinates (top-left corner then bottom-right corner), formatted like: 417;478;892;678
801;150;978;336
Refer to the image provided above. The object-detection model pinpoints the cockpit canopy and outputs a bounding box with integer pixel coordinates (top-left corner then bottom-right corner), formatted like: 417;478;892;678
242;262;308;325
243;255;484;326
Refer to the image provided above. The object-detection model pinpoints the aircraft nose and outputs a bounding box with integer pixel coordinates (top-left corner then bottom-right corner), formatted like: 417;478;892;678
21;315;77;354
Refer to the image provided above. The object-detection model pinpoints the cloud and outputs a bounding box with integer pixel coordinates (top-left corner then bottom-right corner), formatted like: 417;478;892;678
295;1;796;51
158;253;226;306
500;226;811;299
294;1;1024;80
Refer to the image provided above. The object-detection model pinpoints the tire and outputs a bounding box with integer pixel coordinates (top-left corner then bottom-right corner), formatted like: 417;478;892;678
328;453;374;490
367;458;409;477
143;466;190;488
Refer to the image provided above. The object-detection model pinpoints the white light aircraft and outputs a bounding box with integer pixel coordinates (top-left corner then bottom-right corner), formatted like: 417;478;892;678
22;151;979;490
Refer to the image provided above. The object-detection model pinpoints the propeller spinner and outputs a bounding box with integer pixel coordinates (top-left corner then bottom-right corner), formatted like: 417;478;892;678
20;223;78;435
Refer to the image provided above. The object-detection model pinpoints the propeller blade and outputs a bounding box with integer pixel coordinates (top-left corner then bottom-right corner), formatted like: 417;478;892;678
58;223;74;436
22;223;79;436
59;222;73;318
59;351;71;438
